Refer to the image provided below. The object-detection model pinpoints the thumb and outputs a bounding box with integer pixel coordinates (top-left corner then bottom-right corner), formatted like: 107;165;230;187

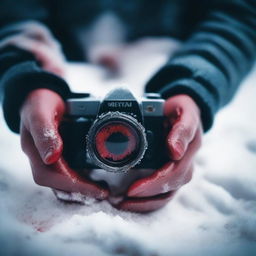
164;95;200;160
167;118;197;160
21;89;65;164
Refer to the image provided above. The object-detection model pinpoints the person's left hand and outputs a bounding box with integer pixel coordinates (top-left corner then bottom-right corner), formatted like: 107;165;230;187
116;94;203;212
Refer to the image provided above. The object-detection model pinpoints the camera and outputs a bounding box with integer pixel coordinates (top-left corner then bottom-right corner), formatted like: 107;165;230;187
60;88;168;172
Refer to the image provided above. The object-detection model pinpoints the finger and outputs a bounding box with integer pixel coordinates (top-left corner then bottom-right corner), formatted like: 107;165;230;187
117;191;177;213
128;128;201;197
21;125;108;200
127;163;192;198
21;89;65;164
51;158;109;200
166;107;199;160
29;119;63;165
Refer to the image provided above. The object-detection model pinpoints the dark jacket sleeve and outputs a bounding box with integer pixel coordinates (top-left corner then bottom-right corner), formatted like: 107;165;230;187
0;0;71;133
145;0;256;132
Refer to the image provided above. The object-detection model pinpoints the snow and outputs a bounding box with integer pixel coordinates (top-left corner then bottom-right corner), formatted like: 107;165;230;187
0;38;256;256
43;128;58;141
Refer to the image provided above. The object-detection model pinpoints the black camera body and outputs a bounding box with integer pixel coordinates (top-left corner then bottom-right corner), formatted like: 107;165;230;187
60;88;168;172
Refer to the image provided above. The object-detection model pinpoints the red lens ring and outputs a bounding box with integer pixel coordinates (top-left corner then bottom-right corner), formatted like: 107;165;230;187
95;122;137;162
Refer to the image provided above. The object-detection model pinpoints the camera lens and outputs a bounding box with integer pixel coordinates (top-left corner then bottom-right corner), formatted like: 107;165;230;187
95;122;138;162
87;112;147;172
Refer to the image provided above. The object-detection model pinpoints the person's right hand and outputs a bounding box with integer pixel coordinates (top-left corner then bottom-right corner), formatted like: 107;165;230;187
20;88;108;200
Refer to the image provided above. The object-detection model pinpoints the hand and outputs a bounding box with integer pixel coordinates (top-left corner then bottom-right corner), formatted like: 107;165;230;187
117;95;202;212
20;89;108;200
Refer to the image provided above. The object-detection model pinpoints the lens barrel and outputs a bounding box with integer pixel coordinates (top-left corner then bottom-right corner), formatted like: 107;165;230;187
87;112;147;172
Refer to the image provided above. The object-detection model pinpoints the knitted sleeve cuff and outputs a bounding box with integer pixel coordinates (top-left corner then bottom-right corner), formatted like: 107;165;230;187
158;78;218;132
2;61;71;133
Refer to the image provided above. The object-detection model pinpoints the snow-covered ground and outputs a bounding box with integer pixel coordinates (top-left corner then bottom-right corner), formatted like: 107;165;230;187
0;39;256;256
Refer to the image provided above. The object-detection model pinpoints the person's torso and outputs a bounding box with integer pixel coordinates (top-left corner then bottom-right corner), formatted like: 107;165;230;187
47;0;212;60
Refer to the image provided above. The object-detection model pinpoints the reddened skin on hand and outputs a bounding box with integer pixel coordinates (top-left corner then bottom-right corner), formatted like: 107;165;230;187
117;190;177;213
117;94;202;212
20;88;109;200
20;90;202;211
20;89;65;165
